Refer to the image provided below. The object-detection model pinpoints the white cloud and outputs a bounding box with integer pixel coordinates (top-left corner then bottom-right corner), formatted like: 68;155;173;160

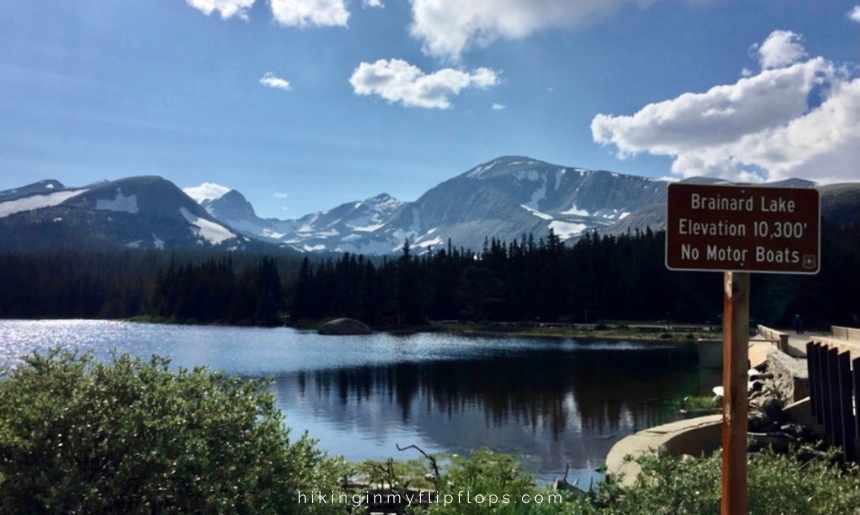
274;192;289;199
850;6;860;23
185;0;256;20
270;0;349;27
363;0;384;7
591;31;860;184
184;183;231;203
752;30;807;70
409;0;658;61
259;72;292;90
349;59;499;109
491;103;507;110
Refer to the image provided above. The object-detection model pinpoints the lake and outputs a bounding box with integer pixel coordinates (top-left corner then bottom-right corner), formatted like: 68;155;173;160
0;320;716;484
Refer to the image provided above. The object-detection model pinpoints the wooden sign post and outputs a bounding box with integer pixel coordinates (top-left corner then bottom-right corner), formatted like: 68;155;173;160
666;183;820;515
722;271;749;514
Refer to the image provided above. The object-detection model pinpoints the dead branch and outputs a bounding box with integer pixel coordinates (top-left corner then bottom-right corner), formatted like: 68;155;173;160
396;443;440;488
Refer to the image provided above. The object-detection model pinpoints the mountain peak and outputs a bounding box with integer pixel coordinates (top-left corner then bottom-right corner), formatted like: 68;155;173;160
183;182;231;204
0;179;67;201
203;188;257;220
368;192;395;202
464;156;572;180
364;193;401;209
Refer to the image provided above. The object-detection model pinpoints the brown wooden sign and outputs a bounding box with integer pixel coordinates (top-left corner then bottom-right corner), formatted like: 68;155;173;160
666;183;820;274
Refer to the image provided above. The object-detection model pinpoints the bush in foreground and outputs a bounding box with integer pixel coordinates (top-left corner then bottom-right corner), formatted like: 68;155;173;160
578;449;860;515
382;447;860;515
0;351;346;514
421;448;860;515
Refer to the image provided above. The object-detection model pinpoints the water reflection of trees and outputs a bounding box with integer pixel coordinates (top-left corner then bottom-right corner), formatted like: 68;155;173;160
292;347;699;439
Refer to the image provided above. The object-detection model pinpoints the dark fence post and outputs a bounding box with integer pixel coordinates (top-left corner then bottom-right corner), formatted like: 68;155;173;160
828;348;843;448
854;357;860;441
807;342;817;417
815;343;826;425
822;346;833;440
837;351;856;461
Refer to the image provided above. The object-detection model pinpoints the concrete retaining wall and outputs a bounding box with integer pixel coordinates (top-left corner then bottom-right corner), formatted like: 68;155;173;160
757;325;790;353
832;326;860;341
605;415;722;485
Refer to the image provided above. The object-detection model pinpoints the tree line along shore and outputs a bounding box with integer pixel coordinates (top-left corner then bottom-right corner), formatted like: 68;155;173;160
1;224;857;331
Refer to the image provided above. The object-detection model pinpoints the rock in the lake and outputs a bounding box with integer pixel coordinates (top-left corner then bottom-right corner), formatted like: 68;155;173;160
318;318;372;335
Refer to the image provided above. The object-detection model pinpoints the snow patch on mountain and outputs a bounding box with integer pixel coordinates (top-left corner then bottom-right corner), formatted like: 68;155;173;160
96;189;139;214
520;205;553;220
525;179;547;208
261;228;286;239
0;189;89;218
352;223;385;232
179;207;236;244
416;237;442;248
466;160;498;178
560;204;590;216
549;221;587;239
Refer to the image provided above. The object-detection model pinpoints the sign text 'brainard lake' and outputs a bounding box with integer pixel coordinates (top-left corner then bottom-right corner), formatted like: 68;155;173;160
666;183;820;274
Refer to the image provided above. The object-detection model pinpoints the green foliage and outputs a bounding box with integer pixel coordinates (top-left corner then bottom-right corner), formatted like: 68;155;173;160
670;395;719;413
427;450;544;515
372;448;860;515
0;350;346;515
570;449;860;515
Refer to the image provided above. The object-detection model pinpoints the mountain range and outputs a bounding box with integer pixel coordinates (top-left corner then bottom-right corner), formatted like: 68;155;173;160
0;177;260;252
1;156;858;253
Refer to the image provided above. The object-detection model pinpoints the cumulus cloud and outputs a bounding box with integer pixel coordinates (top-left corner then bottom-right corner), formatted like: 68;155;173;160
270;0;349;27
363;0;384;7
349;59;499;109
259;72;292;90
492;103;507;110
409;0;658;61
850;6;860;23
591;31;860;184
752;30;807;70
185;0;256;20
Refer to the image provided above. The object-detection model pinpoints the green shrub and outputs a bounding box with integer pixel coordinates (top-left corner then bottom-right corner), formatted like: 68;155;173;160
0;350;346;515
575;448;860;515
396;448;860;515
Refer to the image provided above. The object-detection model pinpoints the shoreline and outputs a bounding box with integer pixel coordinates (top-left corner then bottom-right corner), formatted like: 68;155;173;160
429;321;721;343
2;317;723;344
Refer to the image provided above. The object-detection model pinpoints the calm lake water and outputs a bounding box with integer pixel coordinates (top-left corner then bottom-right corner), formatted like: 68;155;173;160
0;320;716;483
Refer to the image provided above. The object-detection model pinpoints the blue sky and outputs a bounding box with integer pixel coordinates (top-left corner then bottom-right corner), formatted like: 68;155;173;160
2;1;858;217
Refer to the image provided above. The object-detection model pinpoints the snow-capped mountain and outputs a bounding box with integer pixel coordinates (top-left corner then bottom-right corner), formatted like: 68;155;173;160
183;156;668;254
9;155;853;255
0;176;258;251
283;193;403;253
372;156;667;252
185;184;404;254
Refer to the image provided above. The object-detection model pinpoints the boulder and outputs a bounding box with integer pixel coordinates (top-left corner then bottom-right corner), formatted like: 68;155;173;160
318;318;371;335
